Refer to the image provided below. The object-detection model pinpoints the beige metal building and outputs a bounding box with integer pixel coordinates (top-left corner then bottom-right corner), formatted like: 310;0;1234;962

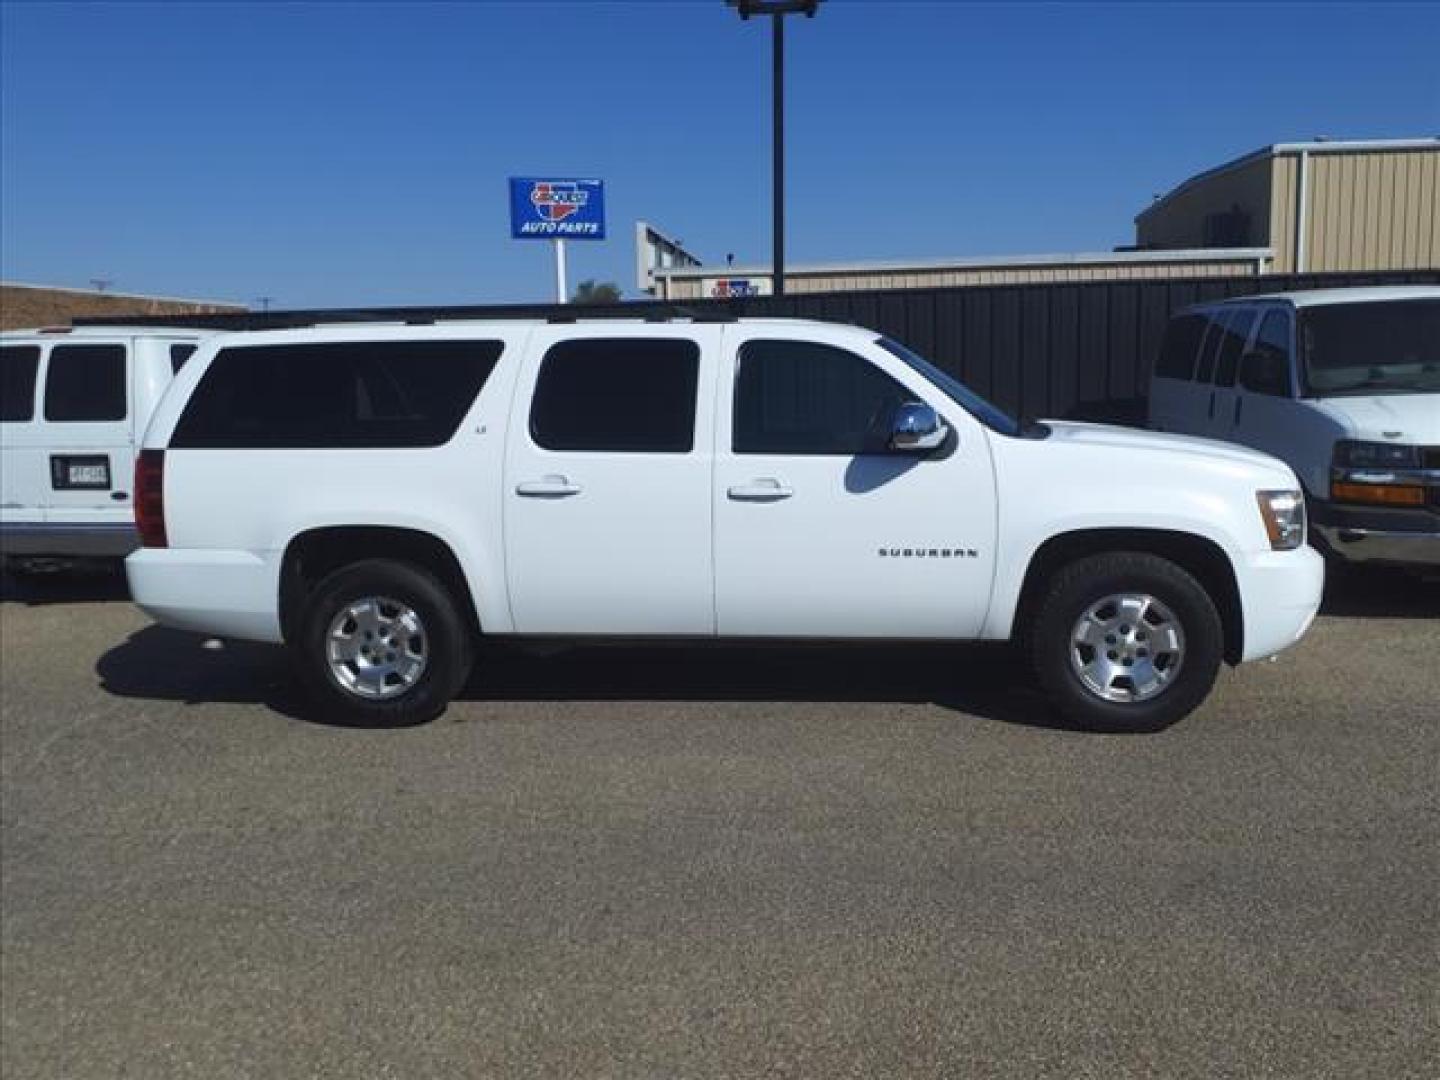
1135;138;1438;274
649;248;1271;300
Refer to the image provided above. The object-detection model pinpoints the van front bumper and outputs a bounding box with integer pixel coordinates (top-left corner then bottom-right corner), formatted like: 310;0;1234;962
1309;496;1440;568
1313;524;1440;568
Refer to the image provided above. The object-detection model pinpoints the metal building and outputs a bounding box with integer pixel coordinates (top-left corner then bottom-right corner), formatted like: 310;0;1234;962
648;248;1272;300
1135;138;1439;274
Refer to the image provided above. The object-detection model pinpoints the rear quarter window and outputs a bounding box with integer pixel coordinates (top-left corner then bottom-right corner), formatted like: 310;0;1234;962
1;345;41;422
1154;314;1207;380
169;339;504;449
44;344;128;421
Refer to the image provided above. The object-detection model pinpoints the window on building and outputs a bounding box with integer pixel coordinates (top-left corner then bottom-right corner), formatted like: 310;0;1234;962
1202;204;1253;247
530;338;699;453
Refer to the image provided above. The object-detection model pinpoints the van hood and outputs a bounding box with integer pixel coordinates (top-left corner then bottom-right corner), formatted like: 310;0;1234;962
1312;394;1440;444
1039;420;1294;475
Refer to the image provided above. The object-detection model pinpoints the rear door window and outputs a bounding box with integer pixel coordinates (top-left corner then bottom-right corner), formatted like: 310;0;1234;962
44;344;128;421
1154;314;1206;381
1;345;41;422
170;344;198;373
170;339;504;448
529;338;700;453
1193;314;1227;384
1213;310;1256;388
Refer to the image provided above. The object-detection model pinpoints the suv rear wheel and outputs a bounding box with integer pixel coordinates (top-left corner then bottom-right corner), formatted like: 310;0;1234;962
293;559;474;726
1029;552;1223;732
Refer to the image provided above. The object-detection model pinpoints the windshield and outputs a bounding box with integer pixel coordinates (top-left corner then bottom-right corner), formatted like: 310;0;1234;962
1300;299;1440;397
875;337;1023;437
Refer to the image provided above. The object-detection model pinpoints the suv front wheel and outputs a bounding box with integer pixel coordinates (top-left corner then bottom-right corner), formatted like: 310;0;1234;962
293;559;474;726
1029;552;1223;732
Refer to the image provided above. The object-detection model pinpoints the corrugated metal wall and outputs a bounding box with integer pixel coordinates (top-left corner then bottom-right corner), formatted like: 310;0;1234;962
731;270;1438;424
1302;149;1439;272
100;269;1439;428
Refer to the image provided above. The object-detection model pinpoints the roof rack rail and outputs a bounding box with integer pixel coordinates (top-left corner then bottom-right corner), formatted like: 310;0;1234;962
72;299;747;331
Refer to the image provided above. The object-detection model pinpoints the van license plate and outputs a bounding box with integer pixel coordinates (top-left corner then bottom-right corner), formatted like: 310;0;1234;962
50;456;111;490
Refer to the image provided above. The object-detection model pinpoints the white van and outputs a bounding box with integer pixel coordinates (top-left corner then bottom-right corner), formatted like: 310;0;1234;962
1149;287;1438;569
1;325;214;571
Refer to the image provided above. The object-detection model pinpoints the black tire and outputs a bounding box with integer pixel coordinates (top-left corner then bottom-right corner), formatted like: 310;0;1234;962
293;559;474;726
1028;552;1223;733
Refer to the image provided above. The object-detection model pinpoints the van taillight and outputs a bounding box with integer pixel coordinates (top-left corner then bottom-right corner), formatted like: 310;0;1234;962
134;450;167;548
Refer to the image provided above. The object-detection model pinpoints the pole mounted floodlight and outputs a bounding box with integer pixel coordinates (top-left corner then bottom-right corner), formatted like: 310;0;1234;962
727;0;821;296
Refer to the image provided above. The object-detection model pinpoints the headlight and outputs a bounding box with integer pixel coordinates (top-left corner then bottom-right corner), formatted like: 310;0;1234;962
1256;490;1305;551
1333;440;1421;468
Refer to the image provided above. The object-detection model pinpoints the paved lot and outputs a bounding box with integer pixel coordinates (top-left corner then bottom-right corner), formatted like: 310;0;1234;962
1;566;1436;1079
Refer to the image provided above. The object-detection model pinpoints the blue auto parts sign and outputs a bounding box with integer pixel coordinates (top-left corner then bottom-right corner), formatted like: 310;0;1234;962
509;178;606;239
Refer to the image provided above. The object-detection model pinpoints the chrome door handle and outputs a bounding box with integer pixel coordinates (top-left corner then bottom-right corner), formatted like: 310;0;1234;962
516;475;582;498
727;479;793;502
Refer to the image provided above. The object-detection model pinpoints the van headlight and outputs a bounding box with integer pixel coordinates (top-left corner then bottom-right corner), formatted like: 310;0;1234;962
1256;490;1305;551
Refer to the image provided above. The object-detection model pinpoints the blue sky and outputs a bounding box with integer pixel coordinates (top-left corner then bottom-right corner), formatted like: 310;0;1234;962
2;1;1437;308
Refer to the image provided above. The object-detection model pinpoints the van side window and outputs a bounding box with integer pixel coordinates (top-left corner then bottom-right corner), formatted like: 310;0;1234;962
44;345;127;422
1213;310;1256;388
170;344;198;373
1154;314;1206;380
1193;314;1226;384
1240;311;1293;397
530;338;700;453
170;340;503;449
1;345;41;422
734;339;911;455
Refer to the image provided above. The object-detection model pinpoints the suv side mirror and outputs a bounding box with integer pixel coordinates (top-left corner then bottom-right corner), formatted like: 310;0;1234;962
1239;349;1290;397
889;402;949;452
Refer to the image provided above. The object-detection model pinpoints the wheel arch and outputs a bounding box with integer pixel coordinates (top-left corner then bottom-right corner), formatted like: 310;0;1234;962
1012;527;1244;665
279;525;481;645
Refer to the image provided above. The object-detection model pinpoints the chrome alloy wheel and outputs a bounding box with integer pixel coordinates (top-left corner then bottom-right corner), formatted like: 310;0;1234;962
326;596;428;700
1068;592;1185;703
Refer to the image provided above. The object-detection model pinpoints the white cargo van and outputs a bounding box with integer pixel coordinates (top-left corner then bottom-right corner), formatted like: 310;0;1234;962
0;326;213;571
1149;287;1438;569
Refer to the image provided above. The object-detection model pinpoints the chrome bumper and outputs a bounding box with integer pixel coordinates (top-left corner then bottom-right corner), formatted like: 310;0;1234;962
1313;524;1440;568
0;522;139;559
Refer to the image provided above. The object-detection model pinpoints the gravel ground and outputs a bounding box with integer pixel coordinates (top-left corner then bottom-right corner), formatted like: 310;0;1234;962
2;565;1436;1079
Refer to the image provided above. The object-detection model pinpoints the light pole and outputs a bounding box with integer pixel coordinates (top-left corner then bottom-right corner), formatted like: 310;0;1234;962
727;0;821;297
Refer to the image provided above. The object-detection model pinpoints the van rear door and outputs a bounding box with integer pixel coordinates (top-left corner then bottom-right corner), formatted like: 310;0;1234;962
1;343;46;537
39;340;136;540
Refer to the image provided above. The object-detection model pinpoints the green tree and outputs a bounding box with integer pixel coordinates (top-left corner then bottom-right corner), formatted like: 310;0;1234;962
571;279;623;305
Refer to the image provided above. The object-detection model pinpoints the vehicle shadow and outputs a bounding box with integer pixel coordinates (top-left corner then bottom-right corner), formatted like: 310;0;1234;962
1320;564;1440;619
95;626;1082;732
0;562;131;605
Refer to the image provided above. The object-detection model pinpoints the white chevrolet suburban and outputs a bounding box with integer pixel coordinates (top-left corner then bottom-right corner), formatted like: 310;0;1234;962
1;325;213;571
1149;287;1438;569
126;317;1323;730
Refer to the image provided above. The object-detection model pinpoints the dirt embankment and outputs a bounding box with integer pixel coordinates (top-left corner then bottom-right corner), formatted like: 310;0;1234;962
1;284;245;331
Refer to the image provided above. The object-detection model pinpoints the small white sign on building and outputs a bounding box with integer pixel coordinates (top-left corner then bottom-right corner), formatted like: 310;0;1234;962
702;276;773;298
